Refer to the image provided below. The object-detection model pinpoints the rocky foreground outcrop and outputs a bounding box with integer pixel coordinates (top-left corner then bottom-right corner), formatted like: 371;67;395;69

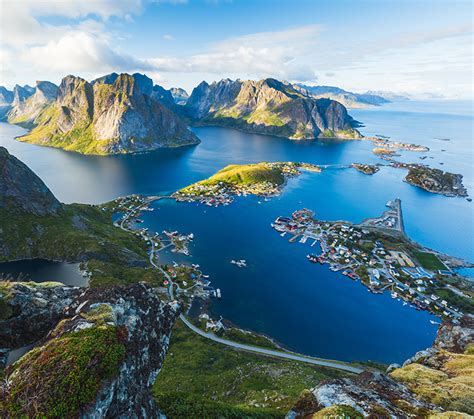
184;78;361;140
404;166;468;197
13;73;199;155
288;316;474;417
1;282;179;417
0;146;61;215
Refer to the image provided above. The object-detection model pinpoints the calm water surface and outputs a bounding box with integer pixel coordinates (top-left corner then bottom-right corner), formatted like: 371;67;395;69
0;100;472;363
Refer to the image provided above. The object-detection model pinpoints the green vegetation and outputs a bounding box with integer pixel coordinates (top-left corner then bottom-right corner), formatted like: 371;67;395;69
390;348;474;415
432;288;474;314
153;320;349;415
1;325;126;417
412;251;446;270
179;162;286;197
154;393;282;418
202;163;285;186
313;404;363;418
0;203;153;287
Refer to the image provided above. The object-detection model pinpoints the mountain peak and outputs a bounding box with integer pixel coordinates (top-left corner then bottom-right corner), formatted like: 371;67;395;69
0;146;61;215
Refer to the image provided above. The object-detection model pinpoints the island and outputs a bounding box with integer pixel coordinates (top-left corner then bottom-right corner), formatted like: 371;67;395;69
272;199;473;318
404;166;468;197
352;163;380;175
174;162;322;206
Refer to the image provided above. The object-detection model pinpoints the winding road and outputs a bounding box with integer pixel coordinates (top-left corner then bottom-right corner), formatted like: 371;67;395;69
123;198;363;375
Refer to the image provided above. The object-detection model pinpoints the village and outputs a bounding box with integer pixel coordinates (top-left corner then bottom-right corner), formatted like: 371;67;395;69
272;199;472;320
109;194;223;310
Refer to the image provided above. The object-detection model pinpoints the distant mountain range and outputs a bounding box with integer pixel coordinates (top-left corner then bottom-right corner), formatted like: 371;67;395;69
0;75;373;154
295;84;407;108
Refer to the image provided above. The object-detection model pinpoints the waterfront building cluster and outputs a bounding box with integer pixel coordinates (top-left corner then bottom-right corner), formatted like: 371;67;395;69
272;203;470;320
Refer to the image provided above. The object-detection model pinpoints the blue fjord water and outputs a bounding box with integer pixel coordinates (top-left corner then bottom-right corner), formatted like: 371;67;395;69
0;100;472;363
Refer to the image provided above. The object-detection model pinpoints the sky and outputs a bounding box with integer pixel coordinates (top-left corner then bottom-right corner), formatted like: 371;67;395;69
0;0;472;99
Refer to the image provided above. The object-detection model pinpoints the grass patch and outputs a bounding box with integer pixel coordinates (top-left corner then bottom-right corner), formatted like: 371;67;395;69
412;251;446;271
1;325;126;417
153;320;349;414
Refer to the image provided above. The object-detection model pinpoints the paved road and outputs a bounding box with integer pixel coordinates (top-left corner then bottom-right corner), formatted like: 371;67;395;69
120;197;363;375
180;315;363;374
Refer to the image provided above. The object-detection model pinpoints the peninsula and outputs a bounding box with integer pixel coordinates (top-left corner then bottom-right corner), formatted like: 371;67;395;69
174;162;321;206
272;200;473;318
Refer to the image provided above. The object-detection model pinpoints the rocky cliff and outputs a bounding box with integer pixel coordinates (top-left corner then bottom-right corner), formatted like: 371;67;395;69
0;282;179;417
7;81;59;127
184;78;361;140
288;316;474;417
0;146;61;215
0;87;14;107
15;73;199;155
170;87;189;105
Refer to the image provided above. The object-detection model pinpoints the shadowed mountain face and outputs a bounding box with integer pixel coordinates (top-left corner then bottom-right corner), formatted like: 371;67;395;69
11;73;199;155
184;78;361;140
0;146;61;215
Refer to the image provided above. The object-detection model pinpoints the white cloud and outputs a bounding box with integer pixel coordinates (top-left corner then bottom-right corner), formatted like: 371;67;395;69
163;34;175;41
147;25;323;82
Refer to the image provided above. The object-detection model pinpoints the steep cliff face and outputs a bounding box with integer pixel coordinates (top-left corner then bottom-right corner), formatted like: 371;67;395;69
184;78;361;140
170;87;189;105
7;81;59;127
1;283;179;417
0;87;14;106
16;73;199;155
0;146;61;215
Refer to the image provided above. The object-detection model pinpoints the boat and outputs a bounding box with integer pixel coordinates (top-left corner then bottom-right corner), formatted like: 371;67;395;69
306;254;318;263
391;292;398;299
216;288;221;298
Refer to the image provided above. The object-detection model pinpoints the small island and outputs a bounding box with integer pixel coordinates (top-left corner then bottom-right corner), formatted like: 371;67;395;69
174;162;321;206
352;163;380;175
404;166;468;197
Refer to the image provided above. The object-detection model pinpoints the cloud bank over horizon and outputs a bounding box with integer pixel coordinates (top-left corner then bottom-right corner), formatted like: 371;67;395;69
0;0;472;99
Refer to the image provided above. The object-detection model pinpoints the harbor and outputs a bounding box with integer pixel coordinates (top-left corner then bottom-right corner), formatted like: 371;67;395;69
272;200;471;320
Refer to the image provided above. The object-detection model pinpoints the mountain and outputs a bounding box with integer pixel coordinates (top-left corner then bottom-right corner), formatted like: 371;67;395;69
184;78;361;140
365;90;411;101
170;87;189;105
15;73;199;155
7;81;59;127
0;146;61;215
0;86;14;106
297;84;390;108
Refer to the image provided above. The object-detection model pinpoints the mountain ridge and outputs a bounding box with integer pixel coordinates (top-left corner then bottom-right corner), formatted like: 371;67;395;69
184;78;361;140
11;73;199;155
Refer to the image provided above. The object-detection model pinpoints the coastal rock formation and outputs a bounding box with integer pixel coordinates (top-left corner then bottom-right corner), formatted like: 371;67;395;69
390;316;474;414
287;370;438;417
289;317;474;417
184;78;361;140
0;146;61;215
7;81;59;127
1;282;179;417
15;73;199;155
404;166;468;197
0;281;81;351
352;163;380;175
